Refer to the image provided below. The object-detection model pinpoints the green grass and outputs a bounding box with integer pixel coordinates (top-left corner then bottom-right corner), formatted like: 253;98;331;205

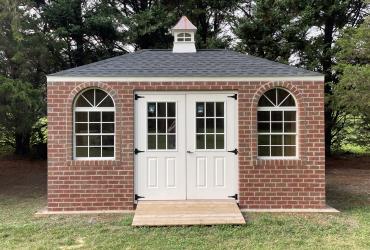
0;189;369;249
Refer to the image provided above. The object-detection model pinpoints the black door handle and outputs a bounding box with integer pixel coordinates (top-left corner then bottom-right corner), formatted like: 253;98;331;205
187;150;193;154
228;148;238;155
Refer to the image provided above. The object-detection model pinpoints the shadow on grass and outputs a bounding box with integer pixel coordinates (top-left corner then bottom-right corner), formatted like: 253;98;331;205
326;187;369;212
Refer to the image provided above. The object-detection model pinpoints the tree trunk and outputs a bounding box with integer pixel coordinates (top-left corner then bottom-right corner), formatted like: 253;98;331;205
15;132;31;155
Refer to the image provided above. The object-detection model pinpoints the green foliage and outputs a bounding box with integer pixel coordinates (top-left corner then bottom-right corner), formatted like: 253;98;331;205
333;17;370;149
234;0;369;155
0;77;45;154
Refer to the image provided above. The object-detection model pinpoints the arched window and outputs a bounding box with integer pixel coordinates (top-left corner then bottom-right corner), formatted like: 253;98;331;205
177;32;192;42
257;88;297;158
73;88;115;159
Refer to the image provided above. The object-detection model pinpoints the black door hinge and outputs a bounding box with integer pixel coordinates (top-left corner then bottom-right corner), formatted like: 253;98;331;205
134;94;144;100
228;148;238;155
227;94;237;100
135;194;145;200
134;148;144;154
228;194;238;200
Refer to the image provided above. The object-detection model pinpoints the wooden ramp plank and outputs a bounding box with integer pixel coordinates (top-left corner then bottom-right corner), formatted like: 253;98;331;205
132;200;246;226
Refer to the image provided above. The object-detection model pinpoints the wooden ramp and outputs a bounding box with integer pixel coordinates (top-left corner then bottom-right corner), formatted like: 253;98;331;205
132;200;246;226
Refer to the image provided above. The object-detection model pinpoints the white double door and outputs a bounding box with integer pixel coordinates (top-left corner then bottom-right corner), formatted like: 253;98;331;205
135;92;238;200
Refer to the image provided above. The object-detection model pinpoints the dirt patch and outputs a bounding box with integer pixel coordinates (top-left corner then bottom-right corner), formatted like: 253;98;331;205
326;156;370;198
0;156;46;198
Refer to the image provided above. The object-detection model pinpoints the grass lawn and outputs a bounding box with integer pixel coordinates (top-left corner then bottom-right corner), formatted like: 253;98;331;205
0;156;369;249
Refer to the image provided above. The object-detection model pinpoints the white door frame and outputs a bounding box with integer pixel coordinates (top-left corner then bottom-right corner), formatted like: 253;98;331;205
134;91;239;202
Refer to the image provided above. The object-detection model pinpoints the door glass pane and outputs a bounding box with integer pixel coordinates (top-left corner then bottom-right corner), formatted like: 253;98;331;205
206;118;214;133
196;103;204;117
157;119;166;133
216;134;224;149
157;135;166;149
196;119;204;133
157;103;166;117
148;119;156;133
206;134;215;149
196;135;205;149
196;101;226;150
148;135;156;149
147;101;177;150
206;102;214;117
167;103;175;117
216;119;224;133
167;119;176;133
167;135;176;149
148;103;156;117
215;102;224;117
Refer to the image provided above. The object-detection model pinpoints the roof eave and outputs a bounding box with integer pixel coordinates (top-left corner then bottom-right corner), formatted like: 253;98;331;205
47;75;325;83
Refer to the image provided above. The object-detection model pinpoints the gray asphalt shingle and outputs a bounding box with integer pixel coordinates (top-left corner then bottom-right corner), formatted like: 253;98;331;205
50;49;322;77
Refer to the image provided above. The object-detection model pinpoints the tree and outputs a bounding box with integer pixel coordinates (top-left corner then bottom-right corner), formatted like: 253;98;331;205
122;0;242;50
332;17;370;149
0;77;45;155
234;0;369;155
41;0;128;68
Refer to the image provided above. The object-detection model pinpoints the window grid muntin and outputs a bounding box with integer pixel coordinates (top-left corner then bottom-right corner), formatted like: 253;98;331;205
74;89;115;160
257;88;297;158
196;102;225;150
177;32;192;42
147;102;177;150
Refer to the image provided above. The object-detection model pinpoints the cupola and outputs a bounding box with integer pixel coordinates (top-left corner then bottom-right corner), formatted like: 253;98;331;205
171;16;197;53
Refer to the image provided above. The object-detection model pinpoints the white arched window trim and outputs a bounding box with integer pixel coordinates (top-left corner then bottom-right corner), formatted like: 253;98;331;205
73;88;115;160
257;87;298;159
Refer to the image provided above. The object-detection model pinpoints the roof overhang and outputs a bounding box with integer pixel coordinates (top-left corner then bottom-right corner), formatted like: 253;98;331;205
47;75;324;83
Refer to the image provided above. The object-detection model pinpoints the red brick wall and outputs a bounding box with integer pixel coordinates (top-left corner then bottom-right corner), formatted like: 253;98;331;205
47;80;325;211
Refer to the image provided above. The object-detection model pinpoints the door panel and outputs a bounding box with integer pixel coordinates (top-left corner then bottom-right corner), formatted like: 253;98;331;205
135;94;186;200
135;92;237;201
186;94;237;199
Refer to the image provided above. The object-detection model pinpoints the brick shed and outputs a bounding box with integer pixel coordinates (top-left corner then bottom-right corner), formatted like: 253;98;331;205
46;16;326;213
